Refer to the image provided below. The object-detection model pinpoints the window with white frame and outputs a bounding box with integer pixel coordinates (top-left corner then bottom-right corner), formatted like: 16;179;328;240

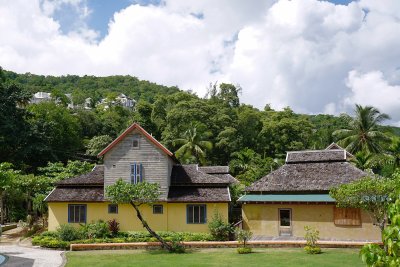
130;163;143;184
187;204;206;224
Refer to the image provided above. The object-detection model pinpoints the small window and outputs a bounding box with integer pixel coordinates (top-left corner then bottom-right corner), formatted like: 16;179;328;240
187;204;206;224
68;204;86;223
132;134;140;149
153;205;163;214
108;204;118;214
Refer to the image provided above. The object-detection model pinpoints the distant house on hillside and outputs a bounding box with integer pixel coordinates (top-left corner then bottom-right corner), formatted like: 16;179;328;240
30;92;52;104
239;144;380;241
45;123;235;232
99;93;136;110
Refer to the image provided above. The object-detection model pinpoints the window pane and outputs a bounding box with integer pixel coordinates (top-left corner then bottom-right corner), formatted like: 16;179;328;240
280;209;291;226
68;205;74;222
187;206;193;223
79;205;86;223
193;206;199;223
75;206;80;223
200;206;206;223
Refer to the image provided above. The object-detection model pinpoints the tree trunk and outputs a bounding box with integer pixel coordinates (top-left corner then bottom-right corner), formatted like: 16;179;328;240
130;201;173;251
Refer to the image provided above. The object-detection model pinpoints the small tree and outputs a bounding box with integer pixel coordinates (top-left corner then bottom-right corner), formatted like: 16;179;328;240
235;228;253;254
106;179;173;251
330;175;396;235
304;226;321;254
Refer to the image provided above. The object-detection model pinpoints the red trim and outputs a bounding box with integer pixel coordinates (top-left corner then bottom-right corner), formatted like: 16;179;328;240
98;123;173;157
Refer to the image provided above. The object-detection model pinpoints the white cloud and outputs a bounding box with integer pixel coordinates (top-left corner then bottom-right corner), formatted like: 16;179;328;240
345;70;400;122
0;0;399;120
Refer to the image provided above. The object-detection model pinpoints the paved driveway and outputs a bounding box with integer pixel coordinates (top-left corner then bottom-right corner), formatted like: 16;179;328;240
0;245;63;267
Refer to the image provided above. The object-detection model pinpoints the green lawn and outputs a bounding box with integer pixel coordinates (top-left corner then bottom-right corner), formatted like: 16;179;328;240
65;248;365;267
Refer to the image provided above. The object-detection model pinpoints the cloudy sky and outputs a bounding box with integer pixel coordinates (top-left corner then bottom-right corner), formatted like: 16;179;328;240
1;0;399;122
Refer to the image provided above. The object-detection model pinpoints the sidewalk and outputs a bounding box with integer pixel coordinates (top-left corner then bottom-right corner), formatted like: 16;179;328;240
0;227;64;267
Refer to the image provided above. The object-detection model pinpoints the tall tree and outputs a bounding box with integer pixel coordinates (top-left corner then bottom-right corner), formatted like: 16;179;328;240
173;126;212;165
0;68;31;165
333;105;391;153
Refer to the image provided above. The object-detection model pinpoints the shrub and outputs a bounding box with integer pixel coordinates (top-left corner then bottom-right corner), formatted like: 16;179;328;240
237;247;252;254
304;226;321;254
304;245;322;254
235;228;253;248
208;211;233;241
81;220;110;239
57;224;81;241
169;235;186;254
108;219;120;237
32;236;70;249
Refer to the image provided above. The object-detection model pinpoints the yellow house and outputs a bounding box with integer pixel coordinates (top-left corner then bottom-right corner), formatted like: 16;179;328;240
45;123;234;232
238;145;381;241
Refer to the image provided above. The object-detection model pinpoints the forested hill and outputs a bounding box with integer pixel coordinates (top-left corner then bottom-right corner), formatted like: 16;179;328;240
3;69;180;103
1;68;399;184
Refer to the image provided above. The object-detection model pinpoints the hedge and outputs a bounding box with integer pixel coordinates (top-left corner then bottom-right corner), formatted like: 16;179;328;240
32;231;213;249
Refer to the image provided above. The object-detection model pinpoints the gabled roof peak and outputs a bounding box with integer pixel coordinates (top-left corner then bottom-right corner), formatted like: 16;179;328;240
97;123;173;157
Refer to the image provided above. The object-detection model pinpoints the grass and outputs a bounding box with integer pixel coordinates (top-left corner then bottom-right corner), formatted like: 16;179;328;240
65;248;364;267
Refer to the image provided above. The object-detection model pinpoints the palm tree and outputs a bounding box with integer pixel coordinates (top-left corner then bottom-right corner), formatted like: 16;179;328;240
333;105;390;153
173;126;212;165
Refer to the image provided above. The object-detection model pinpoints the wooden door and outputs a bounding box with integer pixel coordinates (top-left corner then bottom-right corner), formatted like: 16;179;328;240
279;209;292;236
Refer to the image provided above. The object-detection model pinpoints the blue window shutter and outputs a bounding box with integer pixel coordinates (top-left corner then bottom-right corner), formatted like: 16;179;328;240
134;163;137;184
140;163;143;182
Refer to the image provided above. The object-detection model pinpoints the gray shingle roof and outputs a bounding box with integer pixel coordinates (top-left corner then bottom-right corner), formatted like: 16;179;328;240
45;187;104;202
246;161;366;192
171;165;229;185
286;149;346;163
198;166;229;174
56;165;104;186
168;186;230;202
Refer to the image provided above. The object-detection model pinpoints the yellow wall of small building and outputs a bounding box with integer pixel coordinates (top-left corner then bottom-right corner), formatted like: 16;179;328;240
242;203;381;241
48;202;228;232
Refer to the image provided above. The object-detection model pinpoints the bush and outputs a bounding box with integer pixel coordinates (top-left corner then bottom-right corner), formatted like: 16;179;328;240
169;235;185;254
304;245;322;254
108;219;120;237
57;224;81;241
237;247;252;254
304;226;321;254
208;211;233;241
80;220;110;239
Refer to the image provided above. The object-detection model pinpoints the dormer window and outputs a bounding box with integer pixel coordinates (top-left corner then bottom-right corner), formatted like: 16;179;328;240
132;134;140;149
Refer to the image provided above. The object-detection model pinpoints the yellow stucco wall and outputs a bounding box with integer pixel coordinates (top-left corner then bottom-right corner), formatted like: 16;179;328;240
48;202;228;232
242;204;381;241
